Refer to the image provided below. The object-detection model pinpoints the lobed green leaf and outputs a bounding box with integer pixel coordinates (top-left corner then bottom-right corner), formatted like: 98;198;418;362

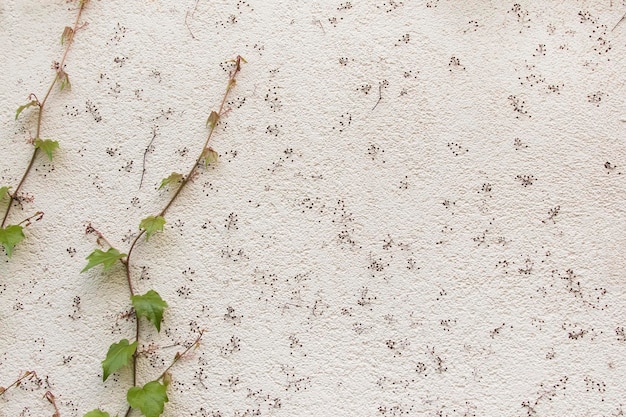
201;147;219;167
83;410;110;417
159;172;183;190
127;381;169;417
82;248;126;273
139;215;166;241
126;381;169;417
0;225;25;258
34;139;60;161
131;290;168;332
15;101;38;120
102;339;137;381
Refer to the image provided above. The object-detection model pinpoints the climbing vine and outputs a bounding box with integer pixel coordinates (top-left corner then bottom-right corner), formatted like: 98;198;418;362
0;0;89;257
82;55;246;417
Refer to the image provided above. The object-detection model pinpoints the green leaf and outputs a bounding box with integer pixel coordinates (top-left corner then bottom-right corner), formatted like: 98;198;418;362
102;339;137;382
0;186;11;201
201;147;219;167
139;216;166;241
82;248;126;273
127;381;169;417
0;225;25;258
15;101;38;120
206;111;220;129
159;172;183;190
34;139;59;161
83;410;110;417
131;290;168;332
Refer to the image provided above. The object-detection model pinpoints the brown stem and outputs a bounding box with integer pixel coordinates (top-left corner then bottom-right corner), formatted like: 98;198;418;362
159;56;245;218
2;2;87;228
17;211;44;227
0;371;37;396
158;330;204;381
1;150;39;228
44;391;61;417
120;57;244;417
124;231;145;390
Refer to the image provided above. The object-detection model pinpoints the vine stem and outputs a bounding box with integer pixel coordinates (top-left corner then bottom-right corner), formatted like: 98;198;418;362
0;370;37;396
44;391;61;417
121;57;245;413
1;1;87;228
158;330;204;381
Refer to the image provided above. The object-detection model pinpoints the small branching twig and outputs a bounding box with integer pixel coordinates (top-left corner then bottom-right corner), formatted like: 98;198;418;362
158;330;204;381
0;370;38;396
139;127;158;190
1;0;89;257
372;80;389;111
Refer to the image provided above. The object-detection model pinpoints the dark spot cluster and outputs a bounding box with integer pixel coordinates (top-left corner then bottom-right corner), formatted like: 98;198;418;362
113;56;127;67
333;113;351;132
328;16;343;27
64;104;79;117
395;33;410;46
521;377;568;417
587;91;606;107
515;174;535;187
377;0;403;13
85;100;102;123
264;86;282;111
266;124;282;137
338;2;353;10
368;143;385;162
107;22;127;46
447;142;468;156
508;95;530;118
509;3;531;32
357;83;372;95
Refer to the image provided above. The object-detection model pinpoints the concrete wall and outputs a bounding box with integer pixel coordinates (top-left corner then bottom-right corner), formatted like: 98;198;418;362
1;1;626;416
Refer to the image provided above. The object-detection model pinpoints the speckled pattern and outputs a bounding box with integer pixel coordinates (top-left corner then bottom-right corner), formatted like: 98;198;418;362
1;1;626;416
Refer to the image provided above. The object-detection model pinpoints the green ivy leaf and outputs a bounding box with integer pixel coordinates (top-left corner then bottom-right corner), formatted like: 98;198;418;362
81;248;126;273
102;339;137;382
206;111;220;129
127;381;169;417
159;172;183;190
0;225;25;258
139;216;166;241
201;147;219;167
131;290;168;332
83;410;110;417
15;101;38;120
34;139;60;161
0;186;11;201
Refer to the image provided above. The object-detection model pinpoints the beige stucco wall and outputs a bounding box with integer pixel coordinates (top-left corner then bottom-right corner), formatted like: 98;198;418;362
1;1;626;416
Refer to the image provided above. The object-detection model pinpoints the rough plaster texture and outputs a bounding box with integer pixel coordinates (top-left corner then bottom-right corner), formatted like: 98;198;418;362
1;1;626;416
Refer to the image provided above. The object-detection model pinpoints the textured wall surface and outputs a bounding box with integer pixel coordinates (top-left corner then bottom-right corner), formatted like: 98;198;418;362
1;1;626;416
